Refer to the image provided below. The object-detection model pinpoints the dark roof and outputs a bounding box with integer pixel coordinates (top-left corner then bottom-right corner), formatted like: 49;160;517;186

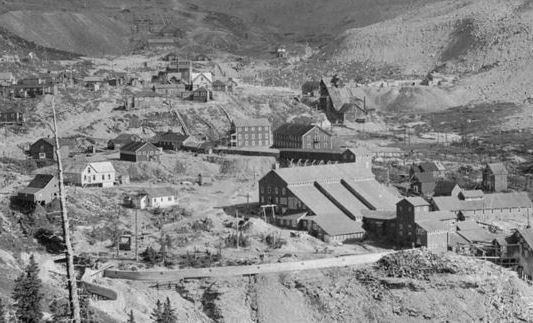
418;161;440;172
272;162;373;185
157;131;188;143
120;141;158;152
110;133;141;144
35;137;77;149
274;123;321;137
320;80;366;112
301;81;320;93
413;172;435;183
361;210;396;220
27;174;55;188
486;163;508;175
139;186;177;197
517;228;533;249
434;180;458;196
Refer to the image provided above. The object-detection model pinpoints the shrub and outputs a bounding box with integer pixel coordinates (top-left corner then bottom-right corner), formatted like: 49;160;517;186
191;218;214;232
224;233;250;248
34;228;65;254
264;233;287;249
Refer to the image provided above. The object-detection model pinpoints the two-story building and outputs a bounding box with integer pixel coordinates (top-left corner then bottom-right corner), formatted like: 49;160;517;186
29;138;77;160
107;133;143;150
229;119;272;148
120;141;161;162
64;161;116;187
153;131;189;151
273;123;334;150
482;162;508;192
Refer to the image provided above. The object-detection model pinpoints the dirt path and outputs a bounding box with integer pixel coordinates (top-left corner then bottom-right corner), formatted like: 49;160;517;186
104;251;393;281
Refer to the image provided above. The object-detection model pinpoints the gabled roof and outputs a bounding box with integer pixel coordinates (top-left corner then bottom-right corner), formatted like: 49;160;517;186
272;162;373;186
321;79;366;112
232;118;270;128
486;163;508;175
26;174;55;188
110;133;141;144
191;72;213;83
90;161;115;173
413;172;434;183
434;181;458;196
120;141;158;152
139;186;177;197
433;192;532;211
274;123;328;137
402;197;430;207
416;220;450;233
460;190;484;199
156;131;188;143
308;213;365;237
34;137;77;149
517;228;533;249
418;161;440;173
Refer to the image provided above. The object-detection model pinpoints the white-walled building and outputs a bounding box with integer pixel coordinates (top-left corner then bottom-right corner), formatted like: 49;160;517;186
131;187;178;209
64;161;116;187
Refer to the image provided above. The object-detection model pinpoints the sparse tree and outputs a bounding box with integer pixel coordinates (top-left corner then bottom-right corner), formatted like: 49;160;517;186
12;255;43;323
150;300;163;323
126;309;136;323
161;297;177;323
0;298;7;323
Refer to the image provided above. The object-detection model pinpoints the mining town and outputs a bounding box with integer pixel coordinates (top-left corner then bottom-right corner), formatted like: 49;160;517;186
0;0;533;322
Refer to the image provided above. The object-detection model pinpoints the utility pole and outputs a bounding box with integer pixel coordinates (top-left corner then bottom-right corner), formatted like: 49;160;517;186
51;92;81;323
135;209;139;261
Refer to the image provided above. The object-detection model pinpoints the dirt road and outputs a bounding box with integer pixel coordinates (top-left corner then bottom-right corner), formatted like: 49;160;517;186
104;251;392;281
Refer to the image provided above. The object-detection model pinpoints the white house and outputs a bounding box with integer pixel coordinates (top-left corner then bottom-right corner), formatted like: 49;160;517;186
191;72;213;90
131;187;178;209
64;161;116;187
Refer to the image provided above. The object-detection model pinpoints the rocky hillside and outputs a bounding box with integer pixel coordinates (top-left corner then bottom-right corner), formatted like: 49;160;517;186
326;0;533;102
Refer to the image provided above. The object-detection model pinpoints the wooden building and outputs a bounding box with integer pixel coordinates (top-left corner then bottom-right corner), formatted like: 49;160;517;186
508;229;533;279
482;163;508;192
120;141;161;162
273;123;334;150
129;187;178;209
192;87;212;102
17;174;59;206
229;118;272;148
301;81;320;97
409;161;446;179
191;72;213;90
107;133;142;150
0;110;24;125
319;78;368;124
64;161;116;187
153;131;189;151
411;172;436;196
29;138;77;160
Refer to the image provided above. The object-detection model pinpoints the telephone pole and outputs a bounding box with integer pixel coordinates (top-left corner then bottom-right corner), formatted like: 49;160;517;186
51;92;81;322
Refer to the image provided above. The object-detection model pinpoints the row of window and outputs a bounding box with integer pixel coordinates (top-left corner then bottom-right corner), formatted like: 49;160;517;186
238;133;270;140
238;126;270;132
260;186;287;195
239;140;269;147
83;174;112;181
152;196;175;203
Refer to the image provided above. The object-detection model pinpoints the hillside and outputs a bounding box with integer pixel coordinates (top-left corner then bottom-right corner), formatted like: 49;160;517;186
326;0;533;102
0;11;131;56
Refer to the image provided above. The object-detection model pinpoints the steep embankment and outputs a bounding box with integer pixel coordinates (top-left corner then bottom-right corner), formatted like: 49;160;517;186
0;11;131;56
326;0;533;103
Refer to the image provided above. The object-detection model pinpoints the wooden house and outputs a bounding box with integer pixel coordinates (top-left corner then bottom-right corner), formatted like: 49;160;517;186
0;72;16;86
192;87;212;102
482;163;508;192
273;123;334;150
120;141;161;162
191;72;213;90
107;133;142;150
17;174;59;206
153;131;189;151
212;80;227;92
229;118;272;148
508;229;533;279
83;76;106;91
409;161;446;179
0;110;24;125
411;172;436;196
29;138;77;160
319;78;368;124
64;161;116;187
130;187;178;209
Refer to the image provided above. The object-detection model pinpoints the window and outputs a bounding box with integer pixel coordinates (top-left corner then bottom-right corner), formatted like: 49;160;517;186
252;134;255;139
87;168;91;173
251;126;255;131
282;188;286;195
102;175;105;180
260;186;264;193
39;152;46;159
252;141;255;146
259;133;262;139
245;134;249;139
108;174;111;179
244;127;248;131
267;186;271;193
168;197;172;201
83;175;86;180
92;175;95;180
275;187;278;194
245;141;248;146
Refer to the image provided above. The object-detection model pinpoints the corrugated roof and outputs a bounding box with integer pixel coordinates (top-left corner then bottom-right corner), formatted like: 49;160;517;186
317;182;369;218
274;123;316;137
232;118;270;127
274;162;373;185
309;213;366;237
487;163;508;175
